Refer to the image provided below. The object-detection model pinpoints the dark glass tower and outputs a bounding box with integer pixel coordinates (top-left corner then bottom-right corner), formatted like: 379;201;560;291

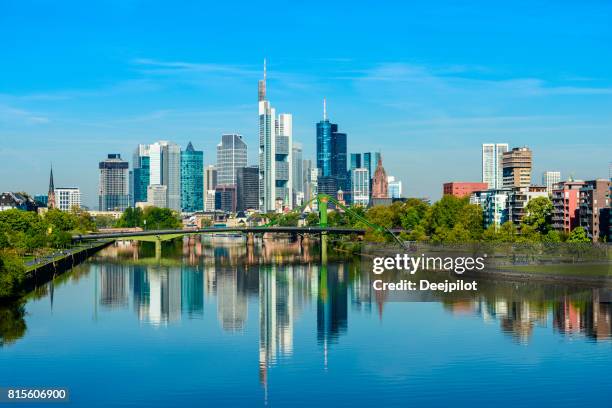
315;100;348;193
181;142;204;212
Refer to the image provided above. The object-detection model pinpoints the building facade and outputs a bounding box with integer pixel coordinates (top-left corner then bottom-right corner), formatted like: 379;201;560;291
482;143;508;189
542;171;561;196
132;144;151;205
147;184;167;208
180;142;204;213
316;102;348;196
55;187;81;211
388;176;402;199
204;165;218;212
98;154;130;211
552;180;585;234
443;182;488;198
149;141;181;212
258;62;293;212
215;185;237;213
292;143;303;199
236;165;259;212
371;155;389;199
351;168;370;207
508;186;548;226
216;134;247;187
579;179;611;241
502;147;532;188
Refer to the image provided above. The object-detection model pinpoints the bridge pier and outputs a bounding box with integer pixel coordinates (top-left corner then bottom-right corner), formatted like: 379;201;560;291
320;232;328;264
246;232;255;247
154;237;162;261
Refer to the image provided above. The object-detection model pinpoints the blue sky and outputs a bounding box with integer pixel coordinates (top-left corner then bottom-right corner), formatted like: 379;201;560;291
1;0;611;208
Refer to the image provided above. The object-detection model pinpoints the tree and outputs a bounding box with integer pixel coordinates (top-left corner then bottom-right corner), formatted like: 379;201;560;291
44;209;77;232
0;251;26;299
523;196;553;234
399;199;429;231
142;207;181;230
543;229;561;243
305;212;319;227
567;226;591;243
117;207;144;228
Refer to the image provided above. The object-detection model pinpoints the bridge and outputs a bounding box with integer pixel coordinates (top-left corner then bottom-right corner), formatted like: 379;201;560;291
72;194;406;260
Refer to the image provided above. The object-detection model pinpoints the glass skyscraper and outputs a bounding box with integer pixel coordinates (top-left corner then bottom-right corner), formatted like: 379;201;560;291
132;144;151;205
217;134;247;187
181;142;204;212
316;101;348;193
150;140;182;212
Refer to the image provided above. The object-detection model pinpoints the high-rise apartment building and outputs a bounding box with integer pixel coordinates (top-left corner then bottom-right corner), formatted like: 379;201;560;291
180;142;204;213
552;180;584;233
508;186;548;226
316;100;348;194
579;179;611;241
502;147;532;188
149;141;181;212
55;187;81;211
237;165;259;212
482;143;509;189
98;154;130;211
258;61;293;212
216;134;247;187
132;144;151;205
542;171;561;196
352;168;370;207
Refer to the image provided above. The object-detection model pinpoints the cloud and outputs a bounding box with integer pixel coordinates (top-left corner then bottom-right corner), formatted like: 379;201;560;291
0;104;49;125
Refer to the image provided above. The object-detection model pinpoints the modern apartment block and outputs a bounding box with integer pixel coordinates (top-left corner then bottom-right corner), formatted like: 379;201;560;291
552;180;584;234
482;189;511;229
542;171;561;196
508;186;548;226
98;154;130;211
482;143;508;189
579;179;611;241
443;182;488;198
502;147;532;188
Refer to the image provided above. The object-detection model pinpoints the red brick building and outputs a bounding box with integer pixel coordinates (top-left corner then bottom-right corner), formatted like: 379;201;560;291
552;180;584;234
443;182;488;198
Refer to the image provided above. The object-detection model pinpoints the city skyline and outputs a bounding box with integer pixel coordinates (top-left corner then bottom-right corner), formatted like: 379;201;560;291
2;1;612;208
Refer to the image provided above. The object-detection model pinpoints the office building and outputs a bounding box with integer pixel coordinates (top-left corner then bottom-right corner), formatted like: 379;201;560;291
388;176;402;199
204;165;218;211
352;168;370;207
181;142;204;213
552;179;584;233
579;179;611;241
350;153;362;171
482;143;508;189
217;134;247;187
292;143;303;198
482;189;511;229
149;141;181;212
98;154;130;211
132;144;151;205
237;165;259;211
502;147;532;188
55;187;81;211
443;182;488;198
316;100;348;194
542;171;561;196
258;62;293;212
215;185;237;213
147;185;167;208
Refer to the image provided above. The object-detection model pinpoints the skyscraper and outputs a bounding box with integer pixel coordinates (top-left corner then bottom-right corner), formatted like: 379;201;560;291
542;171;561;195
316;100;348;193
237;165;259;211
132;144;151;205
149;141;181;212
350;153;362;171
180;142;204;213
258;61;293;212
502;147;532;188
387;176;402;199
216;134;247;186
482;143;509;189
98;153;130;211
292;143;303;197
204;165;218;212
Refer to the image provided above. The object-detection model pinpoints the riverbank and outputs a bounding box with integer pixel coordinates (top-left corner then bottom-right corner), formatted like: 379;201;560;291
0;240;112;302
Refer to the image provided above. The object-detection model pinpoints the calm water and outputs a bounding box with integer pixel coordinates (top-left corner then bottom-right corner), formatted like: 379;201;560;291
1;238;611;407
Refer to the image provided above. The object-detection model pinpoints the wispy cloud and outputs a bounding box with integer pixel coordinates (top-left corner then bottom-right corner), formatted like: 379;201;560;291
0;104;49;125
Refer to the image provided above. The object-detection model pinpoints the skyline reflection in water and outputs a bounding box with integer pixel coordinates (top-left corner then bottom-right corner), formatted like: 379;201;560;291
1;237;611;407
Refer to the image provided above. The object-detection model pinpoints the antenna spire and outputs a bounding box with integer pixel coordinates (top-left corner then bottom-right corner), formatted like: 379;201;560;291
323;97;327;120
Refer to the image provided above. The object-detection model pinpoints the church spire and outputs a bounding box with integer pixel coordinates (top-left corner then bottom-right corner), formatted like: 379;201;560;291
47;164;56;209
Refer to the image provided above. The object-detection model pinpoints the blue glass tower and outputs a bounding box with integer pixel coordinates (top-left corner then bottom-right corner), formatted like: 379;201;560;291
316;100;348;193
181;142;204;212
133;155;150;205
